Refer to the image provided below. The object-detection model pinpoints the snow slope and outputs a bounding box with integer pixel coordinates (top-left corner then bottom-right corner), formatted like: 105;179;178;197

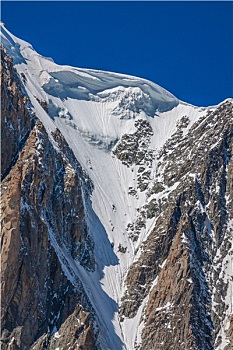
1;24;212;349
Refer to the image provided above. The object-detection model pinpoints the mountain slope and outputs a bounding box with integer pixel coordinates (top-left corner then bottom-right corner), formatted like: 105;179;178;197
1;24;232;350
1;45;97;350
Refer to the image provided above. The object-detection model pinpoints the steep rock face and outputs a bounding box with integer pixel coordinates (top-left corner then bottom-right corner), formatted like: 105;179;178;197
142;219;194;350
32;305;95;350
1;46;35;179
120;101;233;349
1;49;97;349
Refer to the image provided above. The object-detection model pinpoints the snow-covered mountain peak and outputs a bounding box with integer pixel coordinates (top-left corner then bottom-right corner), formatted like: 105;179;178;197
3;24;231;350
1;24;179;116
0;24;210;258
1;24;208;158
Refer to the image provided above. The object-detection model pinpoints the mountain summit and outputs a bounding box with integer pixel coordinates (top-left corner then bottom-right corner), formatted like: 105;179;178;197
1;24;233;350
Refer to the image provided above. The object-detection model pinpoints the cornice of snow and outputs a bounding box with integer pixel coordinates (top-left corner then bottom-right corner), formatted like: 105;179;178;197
1;24;180;114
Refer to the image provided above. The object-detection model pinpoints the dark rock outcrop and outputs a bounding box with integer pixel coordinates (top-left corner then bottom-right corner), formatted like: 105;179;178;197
1;45;35;180
1;48;97;350
121;101;233;350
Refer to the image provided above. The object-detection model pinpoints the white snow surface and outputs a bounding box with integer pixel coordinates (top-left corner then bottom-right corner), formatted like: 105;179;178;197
1;24;215;349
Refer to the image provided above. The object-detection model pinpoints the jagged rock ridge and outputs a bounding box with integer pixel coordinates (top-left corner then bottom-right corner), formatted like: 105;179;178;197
120;101;233;350
1;46;97;350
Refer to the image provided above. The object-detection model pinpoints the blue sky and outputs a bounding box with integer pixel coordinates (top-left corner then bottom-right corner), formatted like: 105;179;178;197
2;1;233;106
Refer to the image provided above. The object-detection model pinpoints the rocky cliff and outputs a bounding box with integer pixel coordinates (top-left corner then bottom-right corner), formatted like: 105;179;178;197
1;46;97;350
120;101;233;350
1;25;233;350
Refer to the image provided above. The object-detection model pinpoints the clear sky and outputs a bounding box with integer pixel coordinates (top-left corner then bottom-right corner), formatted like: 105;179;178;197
1;1;233;107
